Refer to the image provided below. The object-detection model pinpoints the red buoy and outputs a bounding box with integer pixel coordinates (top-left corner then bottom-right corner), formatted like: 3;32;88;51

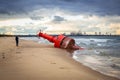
38;32;84;50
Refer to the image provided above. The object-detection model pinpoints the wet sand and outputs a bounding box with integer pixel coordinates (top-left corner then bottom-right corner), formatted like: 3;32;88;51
0;37;119;80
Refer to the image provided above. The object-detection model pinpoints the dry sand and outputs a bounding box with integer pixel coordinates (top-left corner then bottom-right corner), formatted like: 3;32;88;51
0;37;119;80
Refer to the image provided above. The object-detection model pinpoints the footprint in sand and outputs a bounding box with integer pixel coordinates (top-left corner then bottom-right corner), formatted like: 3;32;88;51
59;67;70;70
2;53;5;59
59;67;65;69
16;51;21;54
51;62;56;64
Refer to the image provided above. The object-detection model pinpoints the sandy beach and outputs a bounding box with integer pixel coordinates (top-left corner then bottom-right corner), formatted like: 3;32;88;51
0;37;119;80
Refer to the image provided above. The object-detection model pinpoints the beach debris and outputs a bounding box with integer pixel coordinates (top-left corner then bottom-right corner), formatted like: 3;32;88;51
38;31;84;50
51;62;56;64
16;51;21;54
59;67;65;69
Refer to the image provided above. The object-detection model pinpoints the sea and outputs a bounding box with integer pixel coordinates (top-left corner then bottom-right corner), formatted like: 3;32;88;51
20;35;120;79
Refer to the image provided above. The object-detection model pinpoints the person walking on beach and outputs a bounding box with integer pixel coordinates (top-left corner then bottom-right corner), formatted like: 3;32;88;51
15;36;19;47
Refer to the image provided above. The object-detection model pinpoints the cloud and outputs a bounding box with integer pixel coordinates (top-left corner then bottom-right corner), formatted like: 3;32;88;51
106;16;120;23
0;0;120;17
0;27;6;33
30;16;44;20
0;11;120;35
0;26;17;34
52;16;66;23
116;29;120;34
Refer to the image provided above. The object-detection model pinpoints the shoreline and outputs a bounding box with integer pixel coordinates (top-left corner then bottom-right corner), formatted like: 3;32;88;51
73;55;120;79
0;37;119;80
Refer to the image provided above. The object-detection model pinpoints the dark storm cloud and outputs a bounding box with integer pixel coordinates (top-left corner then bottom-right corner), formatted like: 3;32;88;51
52;16;66;23
0;0;120;16
60;0;120;15
30;16;44;20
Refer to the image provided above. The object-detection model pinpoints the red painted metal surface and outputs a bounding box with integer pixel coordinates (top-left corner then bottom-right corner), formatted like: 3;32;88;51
38;32;84;50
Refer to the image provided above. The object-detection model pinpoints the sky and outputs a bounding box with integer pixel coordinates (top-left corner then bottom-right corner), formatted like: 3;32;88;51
0;0;120;35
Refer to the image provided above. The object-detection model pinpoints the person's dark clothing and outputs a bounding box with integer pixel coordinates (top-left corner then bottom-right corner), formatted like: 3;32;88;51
15;36;19;46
